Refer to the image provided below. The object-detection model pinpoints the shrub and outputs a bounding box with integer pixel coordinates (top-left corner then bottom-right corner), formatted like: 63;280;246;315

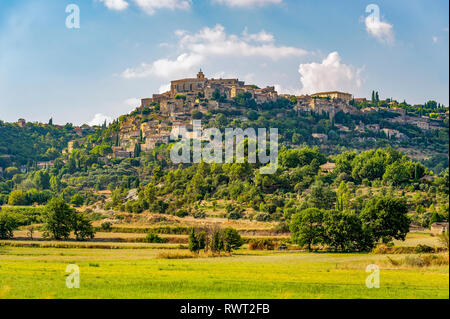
415;244;434;253
403;255;424;267
438;231;449;249
248;239;275;250
157;251;195;259
228;211;242;220
192;211;206;219
100;221;112;232
255;213;271;222
175;209;188;218
144;232;168;243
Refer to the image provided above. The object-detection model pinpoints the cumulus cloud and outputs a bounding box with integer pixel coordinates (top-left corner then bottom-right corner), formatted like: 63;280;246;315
132;0;191;15
122;24;307;79
98;0;190;14
98;0;129;11
89;113;113;126
242;27;274;43
365;15;395;44
158;83;171;93
298;52;363;95
122;53;204;79
213;0;282;7
178;24;306;60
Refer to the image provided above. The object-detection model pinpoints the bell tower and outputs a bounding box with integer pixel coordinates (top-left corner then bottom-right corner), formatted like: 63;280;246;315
197;69;205;79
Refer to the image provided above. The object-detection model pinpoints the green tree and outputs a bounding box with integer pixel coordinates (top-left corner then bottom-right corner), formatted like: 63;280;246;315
383;161;409;186
33;171;50;190
191;110;203;120
197;231;207;251
0;212;18;239
308;180;336;210
42;198;74;240
8;190;28;206
360;196;410;244
215;113;227;127
222;227;244;252
188;228;200;253
210;229;223;253
336;181;351;211
322;210;372;251
72;212;95;241
70;193;84;207
290;208;324;251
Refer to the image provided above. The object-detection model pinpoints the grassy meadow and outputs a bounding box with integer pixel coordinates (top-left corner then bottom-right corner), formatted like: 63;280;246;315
0;240;448;299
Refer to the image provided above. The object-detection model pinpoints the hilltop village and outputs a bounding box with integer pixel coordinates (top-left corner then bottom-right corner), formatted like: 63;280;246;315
95;71;447;160
5;70;447;172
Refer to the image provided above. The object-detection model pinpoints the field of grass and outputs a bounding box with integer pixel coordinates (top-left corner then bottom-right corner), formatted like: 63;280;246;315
0;244;448;299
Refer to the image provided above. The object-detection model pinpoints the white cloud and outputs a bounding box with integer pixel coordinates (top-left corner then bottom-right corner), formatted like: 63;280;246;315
122;24;307;79
159;83;171;93
132;0;191;15
298;52;363;95
123;97;141;109
89;113;113;126
365;15;395;44
432;36;439;44
274;84;302;96
178;24;307;60
242;27;274;43
99;0;129;11
213;0;282;7
122;53;204;79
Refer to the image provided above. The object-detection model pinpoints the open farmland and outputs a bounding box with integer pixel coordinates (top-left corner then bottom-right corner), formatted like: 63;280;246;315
0;242;448;299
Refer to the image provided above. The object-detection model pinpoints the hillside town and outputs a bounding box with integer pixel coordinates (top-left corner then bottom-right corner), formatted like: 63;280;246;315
9;71;448;164
99;71;447;159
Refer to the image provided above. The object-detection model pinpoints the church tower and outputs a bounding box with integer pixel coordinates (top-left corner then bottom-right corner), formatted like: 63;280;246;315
197;69;205;79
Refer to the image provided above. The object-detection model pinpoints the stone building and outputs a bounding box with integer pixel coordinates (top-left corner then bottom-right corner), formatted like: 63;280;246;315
311;91;353;103
17;118;26;128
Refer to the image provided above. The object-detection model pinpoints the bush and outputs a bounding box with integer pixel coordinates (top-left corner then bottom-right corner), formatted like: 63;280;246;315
144;232;168;243
415;244;434;253
192;211;206;219
228;211;242;220
100;221;112;231
255;213;271;222
438;231;449;249
175;209;188;218
248;239;275;250
403;255;424;267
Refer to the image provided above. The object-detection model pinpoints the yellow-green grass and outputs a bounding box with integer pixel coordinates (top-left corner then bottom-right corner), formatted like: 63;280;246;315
0;246;448;299
393;232;442;247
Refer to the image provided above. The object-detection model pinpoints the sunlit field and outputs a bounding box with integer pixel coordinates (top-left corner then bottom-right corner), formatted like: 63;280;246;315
0;243;448;299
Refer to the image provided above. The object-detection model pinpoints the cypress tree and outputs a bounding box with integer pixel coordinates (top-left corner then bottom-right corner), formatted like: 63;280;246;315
188;228;199;253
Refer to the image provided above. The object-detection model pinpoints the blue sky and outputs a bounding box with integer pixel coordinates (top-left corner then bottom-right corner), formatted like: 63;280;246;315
0;0;448;125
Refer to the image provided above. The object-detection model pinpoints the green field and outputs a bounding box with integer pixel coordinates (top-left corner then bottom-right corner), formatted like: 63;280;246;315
0;245;448;299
